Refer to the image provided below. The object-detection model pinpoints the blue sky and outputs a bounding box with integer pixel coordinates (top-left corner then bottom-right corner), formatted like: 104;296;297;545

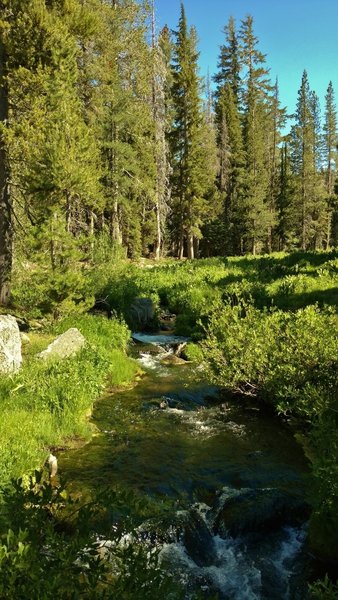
154;0;338;120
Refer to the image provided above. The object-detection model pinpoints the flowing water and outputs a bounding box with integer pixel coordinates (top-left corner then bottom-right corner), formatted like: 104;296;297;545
59;333;313;599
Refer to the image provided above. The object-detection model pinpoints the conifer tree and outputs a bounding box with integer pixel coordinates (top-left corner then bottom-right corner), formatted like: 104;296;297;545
214;82;246;254
290;71;325;249
150;1;171;259
0;0;103;316
309;90;327;248
323;81;338;247
91;0;157;258
277;142;297;249
239;15;273;254
0;0;57;304
214;16;241;104
0;4;11;305
170;4;218;259
266;78;287;251
213;17;246;254
290;71;314;249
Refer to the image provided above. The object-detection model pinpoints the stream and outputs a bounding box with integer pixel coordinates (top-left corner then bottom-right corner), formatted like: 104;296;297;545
60;333;313;599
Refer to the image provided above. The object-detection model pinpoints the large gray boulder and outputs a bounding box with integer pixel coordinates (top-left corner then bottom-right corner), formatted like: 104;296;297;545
37;328;86;361
0;315;22;373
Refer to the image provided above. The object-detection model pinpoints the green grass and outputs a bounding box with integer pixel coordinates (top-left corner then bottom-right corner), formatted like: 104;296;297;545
96;250;338;335
0;314;139;490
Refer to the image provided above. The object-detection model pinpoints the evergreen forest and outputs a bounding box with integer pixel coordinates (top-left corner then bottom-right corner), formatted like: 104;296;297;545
0;1;338;599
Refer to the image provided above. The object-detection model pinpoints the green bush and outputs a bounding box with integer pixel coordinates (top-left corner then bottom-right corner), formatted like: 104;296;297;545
201;301;338;562
202;302;338;417
309;575;338;599
0;475;189;600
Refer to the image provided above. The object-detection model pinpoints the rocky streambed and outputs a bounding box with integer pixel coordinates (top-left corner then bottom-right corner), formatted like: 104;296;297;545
59;333;314;599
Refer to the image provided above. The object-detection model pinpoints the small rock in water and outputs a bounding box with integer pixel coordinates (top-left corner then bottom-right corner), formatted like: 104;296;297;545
48;453;58;477
183;507;215;567
248;450;264;458
172;342;187;357
212;487;310;538
160;354;187;366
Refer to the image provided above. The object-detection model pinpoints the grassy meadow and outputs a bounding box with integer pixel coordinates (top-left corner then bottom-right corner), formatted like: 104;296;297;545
0;250;337;598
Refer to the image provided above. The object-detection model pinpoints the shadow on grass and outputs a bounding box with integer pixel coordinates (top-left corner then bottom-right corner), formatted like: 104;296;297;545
273;287;338;311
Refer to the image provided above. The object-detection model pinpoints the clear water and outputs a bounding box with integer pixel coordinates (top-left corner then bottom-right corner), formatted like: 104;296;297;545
59;335;312;599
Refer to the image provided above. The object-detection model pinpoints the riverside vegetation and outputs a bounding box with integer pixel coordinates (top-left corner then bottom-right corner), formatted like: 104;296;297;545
0;250;338;598
0;0;338;597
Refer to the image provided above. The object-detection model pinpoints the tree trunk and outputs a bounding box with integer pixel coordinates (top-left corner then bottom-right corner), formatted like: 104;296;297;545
154;198;161;260
111;197;121;244
178;230;184;259
252;237;256;256
187;232;194;259
326;212;332;250
0;38;12;306
50;213;58;271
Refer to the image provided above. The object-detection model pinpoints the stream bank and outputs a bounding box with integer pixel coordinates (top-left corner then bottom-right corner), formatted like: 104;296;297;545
59;332;315;599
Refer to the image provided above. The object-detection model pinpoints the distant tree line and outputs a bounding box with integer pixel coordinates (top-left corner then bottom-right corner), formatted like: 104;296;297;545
1;0;338;303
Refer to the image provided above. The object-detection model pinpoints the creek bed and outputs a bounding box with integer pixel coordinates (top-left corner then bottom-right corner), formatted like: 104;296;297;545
59;334;313;599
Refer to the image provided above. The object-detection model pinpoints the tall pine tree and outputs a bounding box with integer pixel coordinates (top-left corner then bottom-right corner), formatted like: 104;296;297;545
323;81;338;248
170;4;218;259
240;15;273;254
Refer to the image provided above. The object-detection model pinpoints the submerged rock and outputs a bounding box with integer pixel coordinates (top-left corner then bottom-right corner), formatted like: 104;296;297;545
37;328;86;361
211;486;310;538
0;315;22;373
183;507;215;567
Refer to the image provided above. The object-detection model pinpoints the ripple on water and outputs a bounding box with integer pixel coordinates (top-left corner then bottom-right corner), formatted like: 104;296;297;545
138;351;171;376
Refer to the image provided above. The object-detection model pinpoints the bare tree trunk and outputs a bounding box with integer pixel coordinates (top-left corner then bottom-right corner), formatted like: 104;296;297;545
154;201;161;260
50;215;57;272
252;237;256;256
111;197;121;244
326;214;331;250
178;231;184;259
0;38;12;306
187;232;194;259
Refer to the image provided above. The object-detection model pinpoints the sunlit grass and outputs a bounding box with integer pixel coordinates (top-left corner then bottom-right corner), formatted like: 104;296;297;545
0;315;139;490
